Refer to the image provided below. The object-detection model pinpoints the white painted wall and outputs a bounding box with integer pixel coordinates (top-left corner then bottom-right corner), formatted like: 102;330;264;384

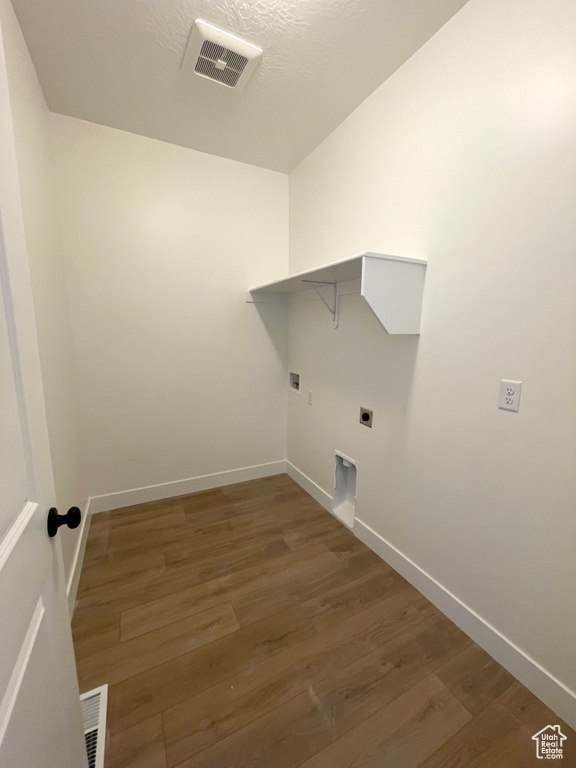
289;0;576;714
48;115;289;499
0;0;87;583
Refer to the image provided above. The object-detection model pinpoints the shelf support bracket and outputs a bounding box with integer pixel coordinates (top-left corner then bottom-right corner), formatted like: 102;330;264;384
301;280;339;328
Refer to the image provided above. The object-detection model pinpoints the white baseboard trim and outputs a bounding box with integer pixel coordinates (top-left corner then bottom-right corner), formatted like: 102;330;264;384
355;518;576;730
87;461;288;515
286;461;332;512
66;500;90;615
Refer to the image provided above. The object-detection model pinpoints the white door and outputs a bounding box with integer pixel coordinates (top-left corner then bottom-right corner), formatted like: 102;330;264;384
0;23;87;768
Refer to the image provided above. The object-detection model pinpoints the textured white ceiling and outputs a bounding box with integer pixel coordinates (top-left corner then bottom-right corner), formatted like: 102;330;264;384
11;0;469;172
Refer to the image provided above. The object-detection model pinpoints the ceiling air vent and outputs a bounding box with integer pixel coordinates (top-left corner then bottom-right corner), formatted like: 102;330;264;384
183;20;262;90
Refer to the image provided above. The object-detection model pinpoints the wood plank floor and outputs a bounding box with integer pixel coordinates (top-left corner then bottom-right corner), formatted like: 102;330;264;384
72;475;575;768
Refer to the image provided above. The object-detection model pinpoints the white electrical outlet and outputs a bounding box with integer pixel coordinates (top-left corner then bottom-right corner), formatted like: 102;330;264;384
498;380;522;412
307;389;313;405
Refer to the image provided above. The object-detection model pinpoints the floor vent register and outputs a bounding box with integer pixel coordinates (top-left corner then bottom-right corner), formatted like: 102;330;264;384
80;684;108;768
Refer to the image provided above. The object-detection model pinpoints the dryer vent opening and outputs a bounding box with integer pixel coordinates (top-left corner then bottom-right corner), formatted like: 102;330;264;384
333;453;357;530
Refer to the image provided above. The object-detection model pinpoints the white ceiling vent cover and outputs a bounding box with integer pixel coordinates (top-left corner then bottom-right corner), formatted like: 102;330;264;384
183;20;262;90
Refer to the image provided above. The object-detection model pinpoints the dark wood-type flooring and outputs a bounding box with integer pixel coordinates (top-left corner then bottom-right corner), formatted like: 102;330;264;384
72;474;575;767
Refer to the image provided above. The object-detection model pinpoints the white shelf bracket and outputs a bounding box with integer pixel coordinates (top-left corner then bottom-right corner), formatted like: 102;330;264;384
301;280;339;327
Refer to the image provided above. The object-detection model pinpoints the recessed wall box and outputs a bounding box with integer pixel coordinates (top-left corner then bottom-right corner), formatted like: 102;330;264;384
332;452;357;529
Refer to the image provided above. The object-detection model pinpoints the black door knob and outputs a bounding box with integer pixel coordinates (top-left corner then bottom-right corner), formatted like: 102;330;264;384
47;506;82;538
